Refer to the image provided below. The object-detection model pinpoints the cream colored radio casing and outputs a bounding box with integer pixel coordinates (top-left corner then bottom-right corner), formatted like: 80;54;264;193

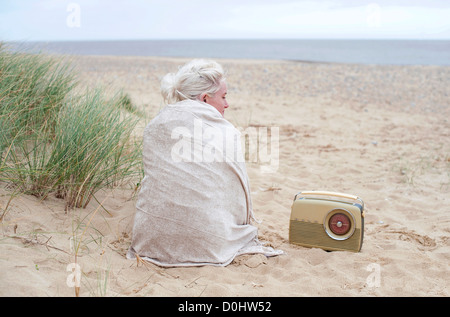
289;191;365;252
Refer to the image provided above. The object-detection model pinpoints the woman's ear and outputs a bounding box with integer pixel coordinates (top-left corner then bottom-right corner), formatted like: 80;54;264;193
200;92;208;103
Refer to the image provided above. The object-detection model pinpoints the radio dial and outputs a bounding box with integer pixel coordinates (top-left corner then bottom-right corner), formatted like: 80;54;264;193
329;213;351;235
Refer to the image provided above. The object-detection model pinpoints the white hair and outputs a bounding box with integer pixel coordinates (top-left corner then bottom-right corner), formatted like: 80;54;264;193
160;59;225;104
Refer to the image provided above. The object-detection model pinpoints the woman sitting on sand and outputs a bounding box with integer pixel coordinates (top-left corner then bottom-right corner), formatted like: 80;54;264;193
127;59;281;267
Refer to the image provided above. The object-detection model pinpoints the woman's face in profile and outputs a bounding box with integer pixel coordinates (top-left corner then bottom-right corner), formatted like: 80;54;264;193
204;81;229;117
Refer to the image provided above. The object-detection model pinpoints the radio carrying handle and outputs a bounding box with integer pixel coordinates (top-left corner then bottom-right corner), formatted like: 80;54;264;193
295;191;364;211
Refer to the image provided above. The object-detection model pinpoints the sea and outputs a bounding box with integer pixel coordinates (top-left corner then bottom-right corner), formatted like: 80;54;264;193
8;39;450;66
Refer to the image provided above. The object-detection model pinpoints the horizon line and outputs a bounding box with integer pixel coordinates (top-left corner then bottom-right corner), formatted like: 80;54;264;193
5;38;450;43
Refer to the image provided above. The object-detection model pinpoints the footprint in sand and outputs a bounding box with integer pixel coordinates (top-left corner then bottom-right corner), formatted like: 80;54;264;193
377;227;438;251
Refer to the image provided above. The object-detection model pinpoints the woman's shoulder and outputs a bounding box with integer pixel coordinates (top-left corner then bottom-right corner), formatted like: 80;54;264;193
148;99;236;132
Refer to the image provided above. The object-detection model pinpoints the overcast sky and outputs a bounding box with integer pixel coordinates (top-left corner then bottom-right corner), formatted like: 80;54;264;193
1;0;449;41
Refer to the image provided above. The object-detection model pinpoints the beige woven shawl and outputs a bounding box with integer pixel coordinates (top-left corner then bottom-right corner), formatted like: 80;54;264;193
127;99;282;267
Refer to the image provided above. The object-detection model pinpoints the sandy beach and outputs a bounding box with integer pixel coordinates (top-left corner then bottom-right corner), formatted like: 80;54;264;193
1;55;449;297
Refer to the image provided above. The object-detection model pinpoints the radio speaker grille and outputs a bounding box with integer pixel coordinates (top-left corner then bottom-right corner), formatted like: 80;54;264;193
289;220;362;252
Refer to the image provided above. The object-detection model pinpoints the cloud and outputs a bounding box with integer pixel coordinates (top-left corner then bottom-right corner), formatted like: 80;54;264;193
222;1;450;39
1;0;449;41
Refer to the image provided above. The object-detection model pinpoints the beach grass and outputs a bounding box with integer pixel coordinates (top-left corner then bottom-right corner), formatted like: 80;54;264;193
0;44;144;297
0;43;143;210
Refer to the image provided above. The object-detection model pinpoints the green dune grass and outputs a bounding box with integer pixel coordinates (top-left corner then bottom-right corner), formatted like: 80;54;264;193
0;43;143;210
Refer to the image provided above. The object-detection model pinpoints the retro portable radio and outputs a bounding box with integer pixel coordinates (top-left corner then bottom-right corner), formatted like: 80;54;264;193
289;191;365;252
